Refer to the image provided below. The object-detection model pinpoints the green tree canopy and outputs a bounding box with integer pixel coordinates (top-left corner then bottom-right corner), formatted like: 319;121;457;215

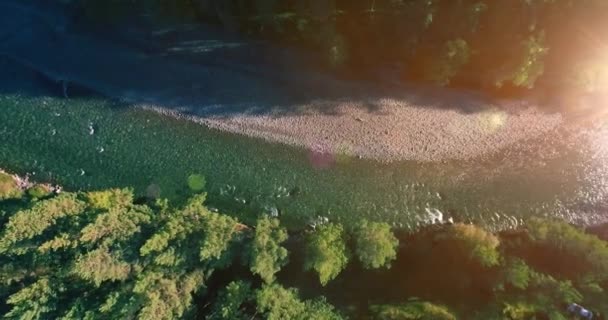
207;280;254;320
0;190;234;320
249;215;289;283
304;222;350;286
3;183;608;319
370;300;457;320
86;188;134;210
0;193;86;254
502;258;532;290
526;218;608;278
435;223;501;267
352;220;398;269
256;283;307;320
256;283;343;320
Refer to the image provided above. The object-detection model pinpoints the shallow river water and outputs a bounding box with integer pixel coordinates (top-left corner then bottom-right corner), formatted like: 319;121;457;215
2;76;608;230
1;0;608;229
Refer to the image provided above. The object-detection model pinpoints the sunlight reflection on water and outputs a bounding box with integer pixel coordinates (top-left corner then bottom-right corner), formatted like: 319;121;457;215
2;90;608;230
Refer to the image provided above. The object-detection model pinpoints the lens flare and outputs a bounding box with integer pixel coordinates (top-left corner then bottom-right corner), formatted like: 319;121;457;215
477;109;507;134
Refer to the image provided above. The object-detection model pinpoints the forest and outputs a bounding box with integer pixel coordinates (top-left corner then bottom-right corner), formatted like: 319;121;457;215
2;171;608;319
67;0;608;96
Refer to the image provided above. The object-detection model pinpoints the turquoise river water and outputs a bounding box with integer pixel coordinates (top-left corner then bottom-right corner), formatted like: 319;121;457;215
2;78;608;230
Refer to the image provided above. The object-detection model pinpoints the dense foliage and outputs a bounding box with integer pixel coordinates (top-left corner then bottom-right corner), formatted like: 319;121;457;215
249;215;289;284
304;223;349;285
370;300;456;320
352;219;399;269
68;0;608;95
434;223;501;267
0;182;363;319
2;176;608;318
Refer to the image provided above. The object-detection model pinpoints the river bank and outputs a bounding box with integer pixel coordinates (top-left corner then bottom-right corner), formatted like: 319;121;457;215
0;0;567;162
0;169;57;200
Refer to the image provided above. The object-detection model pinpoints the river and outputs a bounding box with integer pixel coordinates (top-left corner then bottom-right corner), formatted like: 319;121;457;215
2;73;608;230
1;1;608;230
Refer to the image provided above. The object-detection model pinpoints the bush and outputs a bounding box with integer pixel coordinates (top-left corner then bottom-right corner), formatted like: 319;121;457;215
26;185;52;199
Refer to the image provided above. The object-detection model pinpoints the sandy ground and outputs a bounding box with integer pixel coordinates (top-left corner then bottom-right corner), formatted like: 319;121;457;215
145;98;563;162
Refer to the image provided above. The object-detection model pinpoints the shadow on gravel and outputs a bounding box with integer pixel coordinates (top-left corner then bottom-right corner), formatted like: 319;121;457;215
0;0;496;118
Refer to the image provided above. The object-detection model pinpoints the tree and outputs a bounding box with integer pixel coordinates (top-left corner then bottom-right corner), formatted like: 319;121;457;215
1;191;214;319
502;258;532;290
207;280;254;320
199;211;240;268
86;188;134;210
0;193;86;254
72;246;132;286
3;278;61;320
500;302;538;320
436;223;501;267
425;38;471;86
303;297;344;320
133;269;206;320
72;0;608;94
250;216;289;283
370;300;457;320
304;223;350;286
79;206;152;246
528;271;583;306
352;220;398;269
140;193;215;258
256;284;306;320
256;284;343;320
526;218;608;278
496;32;548;89
4;183;608;320
494;269;583;318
